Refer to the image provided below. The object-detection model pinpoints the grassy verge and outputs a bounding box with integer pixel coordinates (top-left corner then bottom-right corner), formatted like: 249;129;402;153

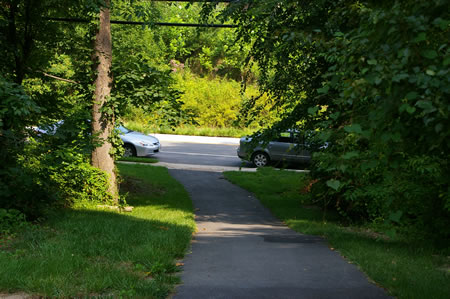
124;121;255;138
117;156;158;163
0;164;195;298
224;168;450;299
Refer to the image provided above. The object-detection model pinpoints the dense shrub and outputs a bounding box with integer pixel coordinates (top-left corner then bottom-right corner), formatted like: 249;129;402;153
211;0;450;243
308;0;450;243
23;143;114;207
176;72;242;127
0;209;28;234
0;77;114;220
0;76;46;219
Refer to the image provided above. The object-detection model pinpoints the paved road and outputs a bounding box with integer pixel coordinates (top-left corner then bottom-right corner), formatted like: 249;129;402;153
150;134;388;298
157;142;245;170
153;135;255;172
153;134;309;173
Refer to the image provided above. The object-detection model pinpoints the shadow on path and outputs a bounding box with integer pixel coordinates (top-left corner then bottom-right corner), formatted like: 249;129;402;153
170;169;389;299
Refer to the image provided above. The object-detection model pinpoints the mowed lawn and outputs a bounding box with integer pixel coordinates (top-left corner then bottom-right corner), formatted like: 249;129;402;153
0;164;195;298
224;168;450;299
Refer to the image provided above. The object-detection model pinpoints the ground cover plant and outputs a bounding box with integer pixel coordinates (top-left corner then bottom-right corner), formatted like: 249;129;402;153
0;164;195;298
224;168;450;299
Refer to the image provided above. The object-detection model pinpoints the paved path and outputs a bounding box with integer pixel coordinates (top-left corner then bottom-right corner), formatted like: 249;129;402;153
170;169;389;299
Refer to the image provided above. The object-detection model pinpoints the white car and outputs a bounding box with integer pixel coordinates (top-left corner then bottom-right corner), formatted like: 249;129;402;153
118;126;160;157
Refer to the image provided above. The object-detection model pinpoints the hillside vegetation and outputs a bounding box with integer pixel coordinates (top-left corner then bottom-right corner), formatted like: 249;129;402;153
124;70;280;137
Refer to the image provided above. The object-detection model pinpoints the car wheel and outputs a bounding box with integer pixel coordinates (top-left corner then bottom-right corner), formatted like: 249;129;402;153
252;152;270;167
123;144;136;157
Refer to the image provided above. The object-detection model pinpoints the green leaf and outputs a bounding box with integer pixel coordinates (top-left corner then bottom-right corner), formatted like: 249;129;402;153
443;57;450;66
344;124;362;134
317;85;329;94
415;100;434;111
329;112;340;120
405;91;418;100
318;131;332;142
365;74;382;85
433;17;450;30
338;164;348;172
400;103;416;114
308;106;319;115
406;106;416;114
367;59;377;65
385;228;397;238
421;50;437;59
342;151;359;159
389;210;403;223
361;160;377;172
393;73;408;82
326;179;341;191
425;69;436;76
412;32;426;43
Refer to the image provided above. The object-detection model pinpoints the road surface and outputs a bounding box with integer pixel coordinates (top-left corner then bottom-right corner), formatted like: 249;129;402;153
153;134;253;172
152;134;308;172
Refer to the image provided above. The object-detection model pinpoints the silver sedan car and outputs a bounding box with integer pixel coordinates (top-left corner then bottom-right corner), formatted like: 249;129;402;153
118;126;160;157
237;131;312;167
33;122;161;158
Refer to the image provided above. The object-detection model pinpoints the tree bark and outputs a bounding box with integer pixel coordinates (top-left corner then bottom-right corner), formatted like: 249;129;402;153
91;1;118;201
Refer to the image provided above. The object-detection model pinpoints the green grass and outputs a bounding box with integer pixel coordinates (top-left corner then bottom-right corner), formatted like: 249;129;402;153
0;164;195;298
117;156;158;163
224;167;450;299
124;121;256;138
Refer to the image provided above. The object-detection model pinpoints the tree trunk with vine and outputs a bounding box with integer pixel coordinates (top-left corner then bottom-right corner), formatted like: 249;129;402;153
91;0;118;201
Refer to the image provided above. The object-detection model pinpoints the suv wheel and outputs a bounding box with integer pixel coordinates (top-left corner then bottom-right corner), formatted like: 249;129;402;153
252;152;269;167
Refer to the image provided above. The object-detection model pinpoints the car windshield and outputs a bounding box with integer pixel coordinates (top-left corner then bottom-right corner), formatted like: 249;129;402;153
118;126;132;134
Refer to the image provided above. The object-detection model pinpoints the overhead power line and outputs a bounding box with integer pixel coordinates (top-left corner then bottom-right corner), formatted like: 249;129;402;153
151;0;236;2
46;17;236;28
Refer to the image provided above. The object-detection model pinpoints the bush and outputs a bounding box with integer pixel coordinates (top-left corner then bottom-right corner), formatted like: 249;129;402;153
123;70;280;134
0;76;115;219
0;76;48;219
45;151;114;206
216;0;450;244
307;1;450;244
0;209;28;234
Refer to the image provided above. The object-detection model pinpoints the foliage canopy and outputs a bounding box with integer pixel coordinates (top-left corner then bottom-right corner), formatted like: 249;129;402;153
204;0;450;243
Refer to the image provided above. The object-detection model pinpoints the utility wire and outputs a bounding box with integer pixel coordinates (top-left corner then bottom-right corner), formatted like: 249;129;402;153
46;17;236;28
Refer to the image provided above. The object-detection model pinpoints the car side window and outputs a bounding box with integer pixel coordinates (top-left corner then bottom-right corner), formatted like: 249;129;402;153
275;132;292;143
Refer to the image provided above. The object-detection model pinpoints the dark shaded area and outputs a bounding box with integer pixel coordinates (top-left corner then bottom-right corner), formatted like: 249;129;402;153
263;234;323;244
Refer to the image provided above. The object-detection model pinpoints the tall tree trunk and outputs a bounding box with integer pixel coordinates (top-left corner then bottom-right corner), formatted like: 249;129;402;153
91;1;118;201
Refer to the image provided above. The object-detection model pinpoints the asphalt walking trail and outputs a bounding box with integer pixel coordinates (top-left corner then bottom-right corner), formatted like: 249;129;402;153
169;169;389;299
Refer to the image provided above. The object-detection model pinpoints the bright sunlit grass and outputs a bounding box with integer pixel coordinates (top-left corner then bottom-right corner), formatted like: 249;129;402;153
0;164;195;298
124;120;256;138
117;156;158;163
